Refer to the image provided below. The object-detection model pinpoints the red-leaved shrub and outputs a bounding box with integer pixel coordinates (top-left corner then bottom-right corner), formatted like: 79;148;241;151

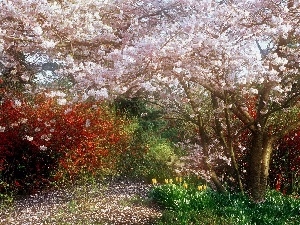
270;129;300;194
0;92;131;194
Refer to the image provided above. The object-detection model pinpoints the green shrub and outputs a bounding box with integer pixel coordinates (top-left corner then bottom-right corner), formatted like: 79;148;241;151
147;137;174;162
118;135;177;181
114;97;186;182
142;137;177;180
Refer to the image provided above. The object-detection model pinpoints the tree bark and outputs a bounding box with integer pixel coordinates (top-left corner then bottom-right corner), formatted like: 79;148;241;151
247;131;275;202
211;94;244;193
179;79;226;193
197;114;227;193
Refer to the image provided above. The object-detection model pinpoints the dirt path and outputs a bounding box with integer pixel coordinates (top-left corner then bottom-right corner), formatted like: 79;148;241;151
0;180;162;225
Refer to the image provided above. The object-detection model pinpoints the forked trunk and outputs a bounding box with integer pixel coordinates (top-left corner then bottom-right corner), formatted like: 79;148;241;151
247;132;275;202
196;114;226;193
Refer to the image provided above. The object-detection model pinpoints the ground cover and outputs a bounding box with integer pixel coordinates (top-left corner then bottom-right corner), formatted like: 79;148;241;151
1;177;300;225
150;179;300;225
0;179;162;225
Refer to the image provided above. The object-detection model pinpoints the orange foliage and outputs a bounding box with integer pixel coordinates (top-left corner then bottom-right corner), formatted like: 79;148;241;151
0;92;131;193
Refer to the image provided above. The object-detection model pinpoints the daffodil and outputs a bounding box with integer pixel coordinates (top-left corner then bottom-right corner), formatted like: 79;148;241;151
152;178;157;185
198;185;207;191
183;182;188;189
176;177;182;183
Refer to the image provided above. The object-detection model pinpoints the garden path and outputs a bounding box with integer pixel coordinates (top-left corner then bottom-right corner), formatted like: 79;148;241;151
0;180;162;225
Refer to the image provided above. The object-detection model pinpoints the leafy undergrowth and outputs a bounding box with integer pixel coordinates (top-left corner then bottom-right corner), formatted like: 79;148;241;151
150;182;300;225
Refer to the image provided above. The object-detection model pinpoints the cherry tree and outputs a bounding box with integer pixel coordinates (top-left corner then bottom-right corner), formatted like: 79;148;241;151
112;0;300;201
1;0;299;201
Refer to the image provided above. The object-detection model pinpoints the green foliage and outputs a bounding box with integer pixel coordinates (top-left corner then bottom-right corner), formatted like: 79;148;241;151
150;184;190;211
141;137;178;181
147;137;174;162
249;190;300;225
118;133;177;181
150;182;212;212
150;182;300;225
0;181;14;209
115;97;182;181
154;210;232;225
114;97;147;118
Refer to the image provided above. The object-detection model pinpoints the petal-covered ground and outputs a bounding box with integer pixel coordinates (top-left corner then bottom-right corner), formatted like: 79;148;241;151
0;180;162;225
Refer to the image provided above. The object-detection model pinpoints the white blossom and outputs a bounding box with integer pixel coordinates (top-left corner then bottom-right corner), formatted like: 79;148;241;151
33;26;43;35
0;126;5;132
249;88;258;95
85;119;91;127
39;145;47;151
238;77;247;85
273;85;283;93
21;75;30;81
46;91;66;98
88;88;109;99
14;100;22;107
173;67;183;73
41;134;51;141
42;40;57;48
141;81;156;92
57;98;67;105
19;118;28;124
10;122;18;127
64;108;72;114
25;135;33;141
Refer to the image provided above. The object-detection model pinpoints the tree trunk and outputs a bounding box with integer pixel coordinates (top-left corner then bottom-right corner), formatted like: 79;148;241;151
247;131;275;202
211;94;244;193
179;80;226;193
197;114;227;193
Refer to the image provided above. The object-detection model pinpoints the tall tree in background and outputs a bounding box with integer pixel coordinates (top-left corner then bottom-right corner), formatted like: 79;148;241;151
1;0;299;202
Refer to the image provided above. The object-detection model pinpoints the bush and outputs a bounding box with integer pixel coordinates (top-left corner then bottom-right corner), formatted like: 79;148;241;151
0;93;132;197
270;129;300;195
115;97;181;181
0;99;59;195
118;132;178;182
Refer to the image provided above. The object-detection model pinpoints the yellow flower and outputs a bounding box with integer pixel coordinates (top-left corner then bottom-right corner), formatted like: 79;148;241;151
164;179;169;184
176;177;182;183
183;182;188;189
198;185;207;191
169;179;173;184
152;178;157;185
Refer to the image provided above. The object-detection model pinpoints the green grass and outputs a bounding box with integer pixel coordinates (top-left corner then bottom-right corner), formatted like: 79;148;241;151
149;183;300;225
